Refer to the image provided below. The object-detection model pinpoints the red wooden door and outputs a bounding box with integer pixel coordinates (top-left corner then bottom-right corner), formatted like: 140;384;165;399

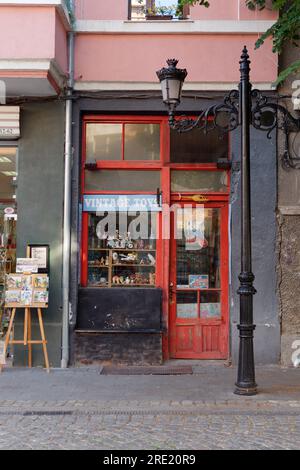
169;202;229;359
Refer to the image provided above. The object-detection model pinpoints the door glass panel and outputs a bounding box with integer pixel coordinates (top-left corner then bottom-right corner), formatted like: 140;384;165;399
176;291;197;319
86;124;122;162
85;170;160;192
171;171;227;192
176;208;220;289
200;292;221;319
124;124;160;160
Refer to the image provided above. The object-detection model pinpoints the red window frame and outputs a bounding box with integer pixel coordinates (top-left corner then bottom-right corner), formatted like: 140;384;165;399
81;116;169;288
80;114;230;293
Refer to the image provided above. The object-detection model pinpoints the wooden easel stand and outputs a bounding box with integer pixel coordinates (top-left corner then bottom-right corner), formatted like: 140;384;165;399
1;307;50;372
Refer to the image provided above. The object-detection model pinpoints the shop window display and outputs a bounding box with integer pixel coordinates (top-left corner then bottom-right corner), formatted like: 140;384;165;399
87;212;157;288
0;147;17;331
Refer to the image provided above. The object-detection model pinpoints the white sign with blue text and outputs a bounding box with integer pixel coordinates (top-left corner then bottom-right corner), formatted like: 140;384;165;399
83;194;162;212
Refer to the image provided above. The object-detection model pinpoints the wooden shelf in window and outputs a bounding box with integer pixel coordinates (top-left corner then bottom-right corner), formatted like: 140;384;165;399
89;248;156;252
112;264;155;267
111;284;155;287
89;284;109;288
87;247;156;288
176;288;221;291
88;264;109;268
88;248;109;251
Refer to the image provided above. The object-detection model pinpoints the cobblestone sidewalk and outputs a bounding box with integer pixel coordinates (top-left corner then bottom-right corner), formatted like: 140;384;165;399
0;402;299;450
0;365;299;449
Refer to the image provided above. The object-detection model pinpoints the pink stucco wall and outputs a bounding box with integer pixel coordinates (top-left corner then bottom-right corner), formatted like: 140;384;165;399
190;1;239;20
239;1;277;20
74;0;278;21
55;10;68;71
75;0;129;20
190;0;278;20
0;7;55;59
0;6;68;75
75;34;277;84
0;3;277;90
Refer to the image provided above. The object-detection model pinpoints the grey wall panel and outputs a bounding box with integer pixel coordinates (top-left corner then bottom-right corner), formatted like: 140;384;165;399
15;101;65;367
230;127;280;364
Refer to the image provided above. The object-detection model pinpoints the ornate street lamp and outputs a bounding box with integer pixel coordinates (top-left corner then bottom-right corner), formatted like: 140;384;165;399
157;47;300;396
157;59;187;110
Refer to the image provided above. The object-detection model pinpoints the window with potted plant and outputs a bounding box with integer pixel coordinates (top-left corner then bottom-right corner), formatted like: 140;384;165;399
145;1;176;20
131;1;189;21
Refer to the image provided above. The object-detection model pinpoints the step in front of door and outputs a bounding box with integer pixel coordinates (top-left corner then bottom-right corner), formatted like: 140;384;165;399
100;365;193;375
73;331;163;366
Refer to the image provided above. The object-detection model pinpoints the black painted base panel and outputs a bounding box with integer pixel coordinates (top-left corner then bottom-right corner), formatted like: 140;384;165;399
74;332;163;366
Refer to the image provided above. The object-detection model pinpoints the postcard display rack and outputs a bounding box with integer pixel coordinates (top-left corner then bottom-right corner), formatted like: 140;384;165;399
1;273;50;372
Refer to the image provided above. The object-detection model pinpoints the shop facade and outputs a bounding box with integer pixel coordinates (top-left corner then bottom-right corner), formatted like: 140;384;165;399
0;1;282;367
74;112;230;362
69;93;279;366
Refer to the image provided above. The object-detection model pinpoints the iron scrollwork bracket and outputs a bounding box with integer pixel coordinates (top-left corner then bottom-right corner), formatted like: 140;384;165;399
168;89;240;135
251;89;300;169
169;88;300;169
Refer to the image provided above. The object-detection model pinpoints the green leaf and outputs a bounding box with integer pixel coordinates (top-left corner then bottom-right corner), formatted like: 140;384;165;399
274;60;300;86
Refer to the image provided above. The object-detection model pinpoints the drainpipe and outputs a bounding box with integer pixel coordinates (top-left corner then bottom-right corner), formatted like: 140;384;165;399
61;0;75;368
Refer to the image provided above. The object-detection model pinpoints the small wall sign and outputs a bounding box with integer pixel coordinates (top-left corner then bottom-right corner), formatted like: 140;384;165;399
27;245;50;274
83;194;162;212
16;258;38;274
4;207;14;215
0;106;20;140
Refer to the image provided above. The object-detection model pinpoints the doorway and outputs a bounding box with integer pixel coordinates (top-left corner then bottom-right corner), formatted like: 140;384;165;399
169;200;229;359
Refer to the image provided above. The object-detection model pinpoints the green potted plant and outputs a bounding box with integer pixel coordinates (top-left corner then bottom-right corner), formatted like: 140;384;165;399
137;1;177;20
146;4;175;20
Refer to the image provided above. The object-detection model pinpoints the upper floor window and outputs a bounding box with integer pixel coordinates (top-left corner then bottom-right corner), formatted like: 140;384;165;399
129;1;189;21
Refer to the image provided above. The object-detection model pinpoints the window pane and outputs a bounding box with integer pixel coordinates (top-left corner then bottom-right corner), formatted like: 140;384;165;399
131;1;180;20
87;212;157;288
0;147;18;296
200;292;221;319
176;208;221;289
124;124;160;160
171;170;227;192
85;170;160;192
176;291;197;319
0;147;17;200
170;127;228;163
131;0;146;20
86;124;122;162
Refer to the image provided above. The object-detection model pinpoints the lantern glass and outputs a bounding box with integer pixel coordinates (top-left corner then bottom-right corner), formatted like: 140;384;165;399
161;78;182;105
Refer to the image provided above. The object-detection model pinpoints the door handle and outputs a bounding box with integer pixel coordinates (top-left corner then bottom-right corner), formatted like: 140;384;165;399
169;283;176;302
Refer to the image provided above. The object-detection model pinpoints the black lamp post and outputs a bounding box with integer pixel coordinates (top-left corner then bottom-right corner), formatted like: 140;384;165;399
157;46;300;396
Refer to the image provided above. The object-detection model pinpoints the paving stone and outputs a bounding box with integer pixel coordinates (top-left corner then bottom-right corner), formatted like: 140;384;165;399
0;411;299;450
0;366;299;449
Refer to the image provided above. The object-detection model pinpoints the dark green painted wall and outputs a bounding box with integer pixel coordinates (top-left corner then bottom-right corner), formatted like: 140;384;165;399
14;101;65;367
